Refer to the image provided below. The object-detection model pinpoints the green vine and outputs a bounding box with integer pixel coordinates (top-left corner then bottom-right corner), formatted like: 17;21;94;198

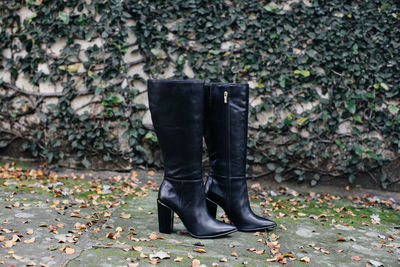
1;0;400;189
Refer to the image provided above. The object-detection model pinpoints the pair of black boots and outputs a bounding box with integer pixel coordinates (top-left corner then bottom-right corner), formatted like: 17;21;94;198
148;79;276;238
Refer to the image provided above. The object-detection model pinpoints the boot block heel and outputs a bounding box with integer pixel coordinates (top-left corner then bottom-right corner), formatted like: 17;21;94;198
206;198;218;218
157;200;174;234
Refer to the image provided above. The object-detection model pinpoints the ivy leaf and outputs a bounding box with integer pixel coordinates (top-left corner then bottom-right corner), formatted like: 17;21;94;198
82;158;91;169
366;151;379;160
274;174;282;183
208;50;220;55
264;4;279;12
353;145;363;156
267;163;276;171
297;117;308;126
352;43;358;55
380;82;389;91
58;12;70;25
346;100;356;114
67;63;81;73
150;48;163;58
353;115;362;122
0;141;9;148
348;174;355;184
388;105;399;115
177;55;184;66
294;70;310;77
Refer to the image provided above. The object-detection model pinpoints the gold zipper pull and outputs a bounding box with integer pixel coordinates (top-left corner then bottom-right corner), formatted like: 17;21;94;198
224;91;228;103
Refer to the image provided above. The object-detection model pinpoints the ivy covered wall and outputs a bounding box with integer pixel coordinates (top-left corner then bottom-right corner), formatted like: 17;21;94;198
1;0;399;188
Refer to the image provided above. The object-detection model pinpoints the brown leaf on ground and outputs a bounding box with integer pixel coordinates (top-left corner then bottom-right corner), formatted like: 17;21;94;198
23;237;35;244
12;255;23;260
65;247;75;254
300;257;310;263
351;256;361;261
120;212;131;219
132;246;143;252
2;240;15;248
174;257;183;262
192;259;201;266
149;259;158;265
149;232;158;240
193;248;206;253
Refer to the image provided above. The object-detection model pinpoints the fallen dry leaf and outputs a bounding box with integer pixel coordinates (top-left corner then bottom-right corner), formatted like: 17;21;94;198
106;232;114;239
24;237;35;244
149;232;157;240
300;257;310;263
336;238;347;242
12;255;23;260
193;248;206;253
219;257;227;262
351;256;361;261
149;258;158;265
174;257;183;262
192;259;201;266
120;212;131;219
132;246;143;252
65;247;75;254
2;240;15;248
231;252;238;257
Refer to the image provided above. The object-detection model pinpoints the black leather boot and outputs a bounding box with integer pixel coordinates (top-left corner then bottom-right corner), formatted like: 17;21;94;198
204;82;276;232
147;79;237;239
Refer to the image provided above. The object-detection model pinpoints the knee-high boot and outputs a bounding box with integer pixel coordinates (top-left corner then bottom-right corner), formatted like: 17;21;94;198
147;79;237;238
204;82;276;231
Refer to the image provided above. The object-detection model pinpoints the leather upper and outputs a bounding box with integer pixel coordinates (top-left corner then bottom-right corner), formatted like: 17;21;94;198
204;82;276;231
147;79;237;237
148;79;205;180
204;82;249;178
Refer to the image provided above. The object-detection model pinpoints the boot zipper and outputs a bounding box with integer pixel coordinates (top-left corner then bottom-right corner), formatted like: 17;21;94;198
224;88;231;215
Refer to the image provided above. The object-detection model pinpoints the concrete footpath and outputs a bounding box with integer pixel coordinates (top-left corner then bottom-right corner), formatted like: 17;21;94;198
0;162;399;266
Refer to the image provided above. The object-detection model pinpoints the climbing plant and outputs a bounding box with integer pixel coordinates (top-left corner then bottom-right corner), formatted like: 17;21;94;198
0;0;399;188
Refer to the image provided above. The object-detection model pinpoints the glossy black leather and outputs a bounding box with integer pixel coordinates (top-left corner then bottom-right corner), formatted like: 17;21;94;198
204;82;277;231
147;79;237;238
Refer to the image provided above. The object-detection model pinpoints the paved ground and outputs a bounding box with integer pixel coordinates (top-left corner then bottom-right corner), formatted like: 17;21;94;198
0;161;399;266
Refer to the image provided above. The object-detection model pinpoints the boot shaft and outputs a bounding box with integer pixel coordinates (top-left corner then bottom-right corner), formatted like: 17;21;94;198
204;82;249;178
148;79;205;180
